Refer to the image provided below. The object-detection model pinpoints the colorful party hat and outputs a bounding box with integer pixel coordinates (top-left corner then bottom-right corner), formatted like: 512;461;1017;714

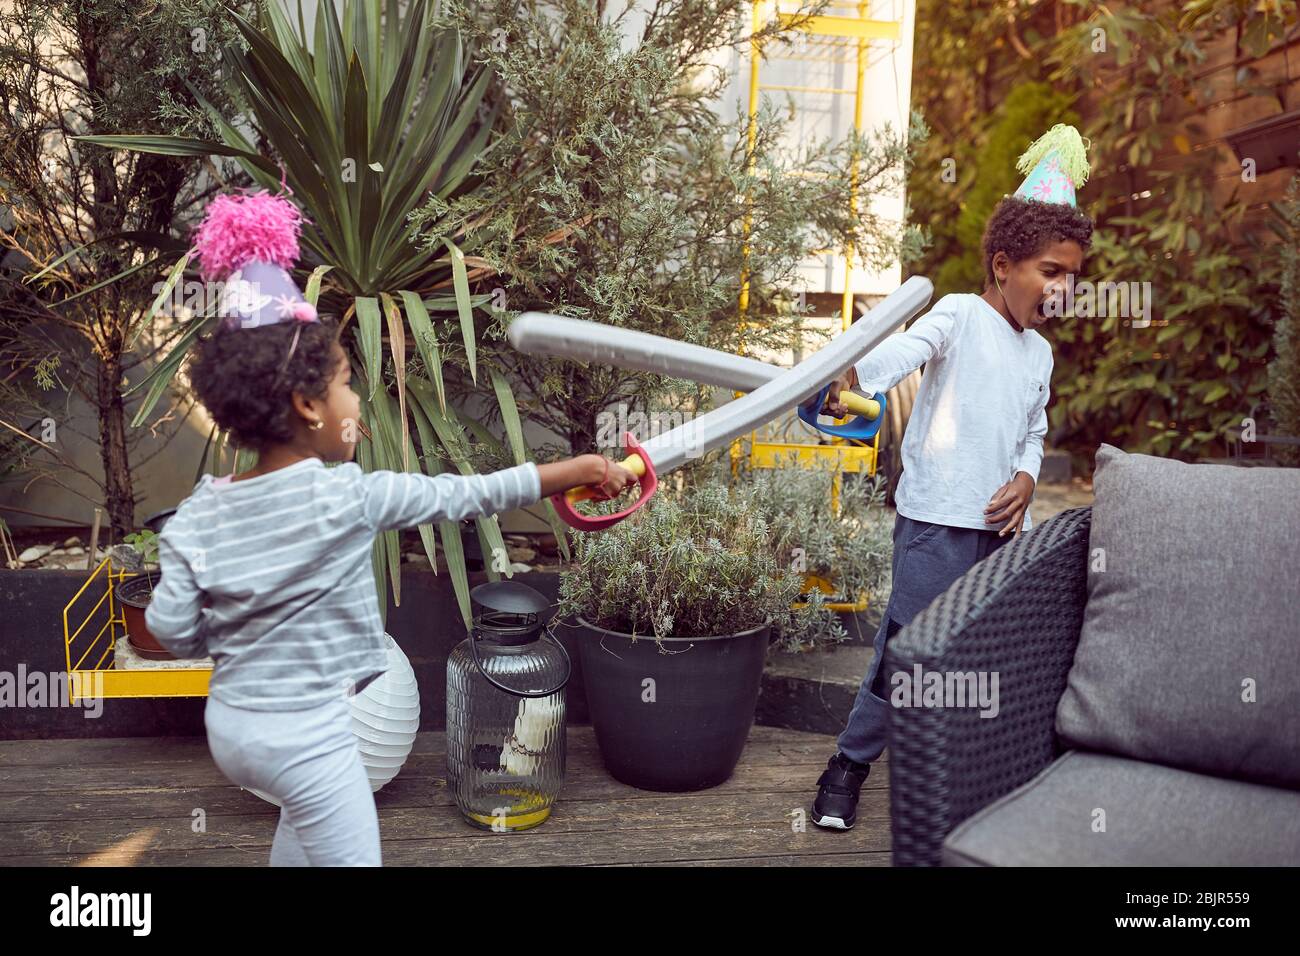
191;190;318;331
1013;124;1091;207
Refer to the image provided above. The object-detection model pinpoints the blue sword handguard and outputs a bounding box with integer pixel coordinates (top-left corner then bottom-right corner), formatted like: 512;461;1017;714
797;387;887;440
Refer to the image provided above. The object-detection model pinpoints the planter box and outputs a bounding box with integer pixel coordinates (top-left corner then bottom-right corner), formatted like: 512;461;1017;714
0;566;573;740
574;618;771;791
1224;108;1300;175
0;566;875;740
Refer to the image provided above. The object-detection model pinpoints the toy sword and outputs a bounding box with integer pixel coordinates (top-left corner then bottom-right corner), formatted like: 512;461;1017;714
509;315;891;439
510;276;933;530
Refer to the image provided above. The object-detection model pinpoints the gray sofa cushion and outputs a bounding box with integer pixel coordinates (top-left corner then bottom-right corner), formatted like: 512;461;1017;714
1055;443;1300;787
943;751;1300;866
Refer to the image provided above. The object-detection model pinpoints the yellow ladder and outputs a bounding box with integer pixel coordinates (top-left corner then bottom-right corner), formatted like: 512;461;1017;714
734;2;903;610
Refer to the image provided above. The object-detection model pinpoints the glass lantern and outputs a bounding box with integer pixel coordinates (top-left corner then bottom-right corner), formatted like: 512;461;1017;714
446;581;570;831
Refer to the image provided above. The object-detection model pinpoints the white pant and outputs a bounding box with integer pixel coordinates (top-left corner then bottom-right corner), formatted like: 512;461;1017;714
204;693;382;866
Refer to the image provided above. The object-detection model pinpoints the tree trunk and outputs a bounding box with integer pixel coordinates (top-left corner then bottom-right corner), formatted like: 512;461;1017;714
96;351;134;537
566;399;598;456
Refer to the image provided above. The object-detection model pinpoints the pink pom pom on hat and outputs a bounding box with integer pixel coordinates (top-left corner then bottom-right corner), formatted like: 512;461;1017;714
191;190;318;331
192;190;304;279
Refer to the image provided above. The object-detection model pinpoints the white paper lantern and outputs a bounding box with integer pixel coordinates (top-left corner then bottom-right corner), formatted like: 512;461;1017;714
247;634;420;804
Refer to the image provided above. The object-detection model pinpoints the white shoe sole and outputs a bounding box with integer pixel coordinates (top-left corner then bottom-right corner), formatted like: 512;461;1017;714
812;814;853;830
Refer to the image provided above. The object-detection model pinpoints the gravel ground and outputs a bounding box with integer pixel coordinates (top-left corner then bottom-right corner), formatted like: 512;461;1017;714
1029;477;1095;524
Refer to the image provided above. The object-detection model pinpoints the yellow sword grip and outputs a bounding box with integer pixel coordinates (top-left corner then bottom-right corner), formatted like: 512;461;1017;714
565;454;646;503
840;391;881;420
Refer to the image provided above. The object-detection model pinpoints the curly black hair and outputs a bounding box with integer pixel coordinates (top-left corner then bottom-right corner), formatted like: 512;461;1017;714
981;196;1094;285
187;318;342;451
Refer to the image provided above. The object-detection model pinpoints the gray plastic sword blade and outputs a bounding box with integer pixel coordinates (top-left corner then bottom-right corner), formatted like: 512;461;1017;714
507;276;934;475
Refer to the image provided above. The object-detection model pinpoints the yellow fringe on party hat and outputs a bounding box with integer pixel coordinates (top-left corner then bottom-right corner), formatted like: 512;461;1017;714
1017;124;1091;186
1013;124;1091;206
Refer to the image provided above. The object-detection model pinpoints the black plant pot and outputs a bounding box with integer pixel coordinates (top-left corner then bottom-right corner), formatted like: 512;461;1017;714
142;508;176;535
460;524;485;572
575;618;770;792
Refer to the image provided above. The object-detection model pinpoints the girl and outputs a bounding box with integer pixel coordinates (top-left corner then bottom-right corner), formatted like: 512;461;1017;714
145;192;633;865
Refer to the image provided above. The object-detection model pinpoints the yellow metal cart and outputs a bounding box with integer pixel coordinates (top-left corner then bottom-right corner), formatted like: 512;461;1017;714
62;556;211;703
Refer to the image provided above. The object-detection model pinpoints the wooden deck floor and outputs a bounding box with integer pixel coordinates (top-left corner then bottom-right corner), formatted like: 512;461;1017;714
0;726;890;866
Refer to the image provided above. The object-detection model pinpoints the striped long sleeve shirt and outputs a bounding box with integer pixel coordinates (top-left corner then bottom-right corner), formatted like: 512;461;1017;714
144;458;541;711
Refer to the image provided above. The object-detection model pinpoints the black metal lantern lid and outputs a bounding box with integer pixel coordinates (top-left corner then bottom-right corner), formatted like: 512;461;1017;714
471;580;550;617
466;580;571;696
470;580;552;646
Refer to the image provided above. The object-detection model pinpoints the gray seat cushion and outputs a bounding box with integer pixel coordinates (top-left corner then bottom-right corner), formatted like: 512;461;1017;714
1055;443;1300;787
943;751;1300;866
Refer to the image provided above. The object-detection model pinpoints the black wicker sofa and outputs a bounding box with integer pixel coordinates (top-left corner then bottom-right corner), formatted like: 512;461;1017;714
884;444;1300;866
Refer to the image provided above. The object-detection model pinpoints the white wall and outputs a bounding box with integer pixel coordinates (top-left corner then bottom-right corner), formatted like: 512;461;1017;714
720;1;917;298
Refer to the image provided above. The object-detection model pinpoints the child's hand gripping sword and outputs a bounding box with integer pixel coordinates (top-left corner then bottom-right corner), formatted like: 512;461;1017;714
508;277;934;530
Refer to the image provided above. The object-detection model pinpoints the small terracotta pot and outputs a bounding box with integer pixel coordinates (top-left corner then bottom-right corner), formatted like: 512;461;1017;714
114;573;175;661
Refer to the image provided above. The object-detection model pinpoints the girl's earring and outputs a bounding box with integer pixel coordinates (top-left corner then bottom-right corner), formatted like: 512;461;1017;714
310;420;324;431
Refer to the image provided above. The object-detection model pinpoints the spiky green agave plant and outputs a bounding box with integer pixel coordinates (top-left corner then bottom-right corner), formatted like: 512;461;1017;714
76;0;570;625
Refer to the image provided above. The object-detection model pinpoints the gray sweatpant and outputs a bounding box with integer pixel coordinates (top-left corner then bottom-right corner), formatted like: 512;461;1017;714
204;693;382;866
836;513;1011;764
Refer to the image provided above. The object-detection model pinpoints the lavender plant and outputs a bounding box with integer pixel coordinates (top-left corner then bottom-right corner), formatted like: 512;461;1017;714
557;482;839;648
730;454;893;621
559;452;894;650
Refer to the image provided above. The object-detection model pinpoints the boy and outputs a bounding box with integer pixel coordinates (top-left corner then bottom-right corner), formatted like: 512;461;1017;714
810;125;1095;830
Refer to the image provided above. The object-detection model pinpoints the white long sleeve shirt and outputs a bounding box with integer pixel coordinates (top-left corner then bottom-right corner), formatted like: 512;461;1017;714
145;459;541;710
851;292;1053;532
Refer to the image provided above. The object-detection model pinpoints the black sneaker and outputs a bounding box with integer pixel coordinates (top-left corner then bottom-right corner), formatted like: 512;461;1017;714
811;752;871;830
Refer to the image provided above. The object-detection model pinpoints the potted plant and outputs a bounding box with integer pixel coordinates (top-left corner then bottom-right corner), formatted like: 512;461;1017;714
79;0;533;628
558;482;831;792
113;530;172;661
